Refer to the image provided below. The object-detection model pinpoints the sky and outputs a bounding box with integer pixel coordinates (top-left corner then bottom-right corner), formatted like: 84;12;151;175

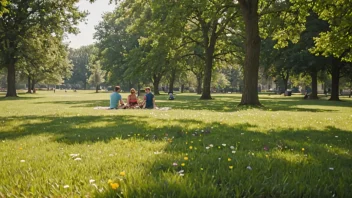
66;0;116;49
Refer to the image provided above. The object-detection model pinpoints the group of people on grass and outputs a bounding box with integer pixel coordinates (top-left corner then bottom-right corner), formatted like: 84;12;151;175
110;86;156;109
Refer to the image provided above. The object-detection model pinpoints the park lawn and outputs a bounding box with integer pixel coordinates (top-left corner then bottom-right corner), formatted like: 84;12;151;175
0;90;351;197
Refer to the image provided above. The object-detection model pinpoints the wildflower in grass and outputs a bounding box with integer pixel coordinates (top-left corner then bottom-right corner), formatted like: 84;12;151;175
108;179;113;184
191;141;193;143
181;163;185;166
218;158;221;161
229;166;233;169
109;154;113;157
89;179;95;184
189;146;193;150
232;151;236;154
173;162;178;166
228;158;231;162
218;146;221;149
179;173;185;176
230;146;235;150
302;148;305;151
206;146;210;150
222;144;226;147
74;158;82;161
186;142;188;144
120;171;126;176
69;154;79;158
184;157;189;160
178;170;184;173
63;185;69;189
265;155;269;158
335;136;338;138
241;133;244;135
19;147;22;150
20;160;25;163
246;166;252;170
110;183;119;190
195;147;197;150
200;168;204;171
329;167;334;170
263;146;269;151
209;144;214;147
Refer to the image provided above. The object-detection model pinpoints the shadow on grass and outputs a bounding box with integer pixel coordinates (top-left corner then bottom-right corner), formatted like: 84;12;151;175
0;93;42;101
1;115;351;197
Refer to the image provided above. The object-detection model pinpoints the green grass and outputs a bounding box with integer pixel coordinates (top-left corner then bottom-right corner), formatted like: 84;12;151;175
0;90;351;197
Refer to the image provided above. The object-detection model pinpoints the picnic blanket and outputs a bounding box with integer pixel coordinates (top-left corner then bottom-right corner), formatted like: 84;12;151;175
93;107;172;111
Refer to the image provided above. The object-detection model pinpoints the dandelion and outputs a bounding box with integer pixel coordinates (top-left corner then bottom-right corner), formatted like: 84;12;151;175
302;148;305;151
229;166;233;169
120;171;126;176
173;162;178;166
181;163;185;166
184;157;189;160
230;146;235;150
20;160;25;163
63;185;69;189
209;144;214;147
108;179;113;184
222;144;226;147
206;147;210;150
232;151;236;154
228;158;231;162
110;183;119;190
189;146;193;150
19;147;23;150
74;158;82;161
89;179;95;184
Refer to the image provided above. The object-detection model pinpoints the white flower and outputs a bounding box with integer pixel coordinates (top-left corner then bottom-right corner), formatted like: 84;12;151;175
69;154;79;158
153;151;162;155
89;179;95;184
246;166;252;170
74;158;82;161
20;160;25;163
179;174;184;176
209;144;214;147
241;133;244;135
222;144;226;147
206;147;210;149
232;151;236;154
329;167;334;170
230;146;235;150
63;185;69;189
92;184;98;189
178;170;184;173
218;158;221;161
335;136;338;138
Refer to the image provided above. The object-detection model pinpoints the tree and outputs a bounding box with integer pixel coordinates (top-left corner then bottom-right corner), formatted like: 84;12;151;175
0;0;86;97
88;61;106;93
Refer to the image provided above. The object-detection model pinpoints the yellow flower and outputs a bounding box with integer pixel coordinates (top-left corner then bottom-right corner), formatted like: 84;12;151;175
19;147;23;150
228;158;231;162
229;166;233;169
302;148;305;151
189;146;193;150
110;182;119;190
108;179;113;184
181;163;185;166
265;155;269;158
120;171;126;176
200;168;204;171
184;157;188;160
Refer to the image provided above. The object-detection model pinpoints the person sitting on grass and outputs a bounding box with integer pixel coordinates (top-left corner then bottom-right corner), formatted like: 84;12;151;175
168;92;175;100
142;87;156;109
127;88;139;109
110;86;126;109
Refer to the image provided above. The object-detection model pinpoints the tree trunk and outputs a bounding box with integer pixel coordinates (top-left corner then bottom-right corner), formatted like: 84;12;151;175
239;0;261;106
6;63;17;97
329;59;341;101
196;75;203;94
153;80;160;95
27;76;32;93
309;71;319;99
200;55;213;99
169;69;176;93
96;85;99;93
181;84;185;93
31;79;36;93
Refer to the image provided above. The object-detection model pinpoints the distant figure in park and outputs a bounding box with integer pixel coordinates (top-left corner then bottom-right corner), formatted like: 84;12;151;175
110;86;126;109
127;88;139;109
168;92;175;100
53;88;55;93
142;87;156;109
65;89;67;93
303;91;309;99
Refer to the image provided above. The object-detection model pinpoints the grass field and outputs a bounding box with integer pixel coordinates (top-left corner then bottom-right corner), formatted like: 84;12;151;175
0;90;351;197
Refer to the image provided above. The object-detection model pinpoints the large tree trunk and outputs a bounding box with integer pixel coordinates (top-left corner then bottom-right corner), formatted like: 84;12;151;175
27;76;32;93
239;0;261;106
31;79;36;93
200;55;213;99
153;80;160;95
6;63;17;97
329;59;341;101
196;75;203;94
309;71;319;99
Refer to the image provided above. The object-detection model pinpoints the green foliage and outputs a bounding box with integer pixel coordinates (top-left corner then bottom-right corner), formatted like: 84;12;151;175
88;61;106;90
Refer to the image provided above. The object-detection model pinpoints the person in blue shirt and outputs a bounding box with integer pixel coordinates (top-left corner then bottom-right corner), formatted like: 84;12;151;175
110;86;125;109
142;87;156;109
